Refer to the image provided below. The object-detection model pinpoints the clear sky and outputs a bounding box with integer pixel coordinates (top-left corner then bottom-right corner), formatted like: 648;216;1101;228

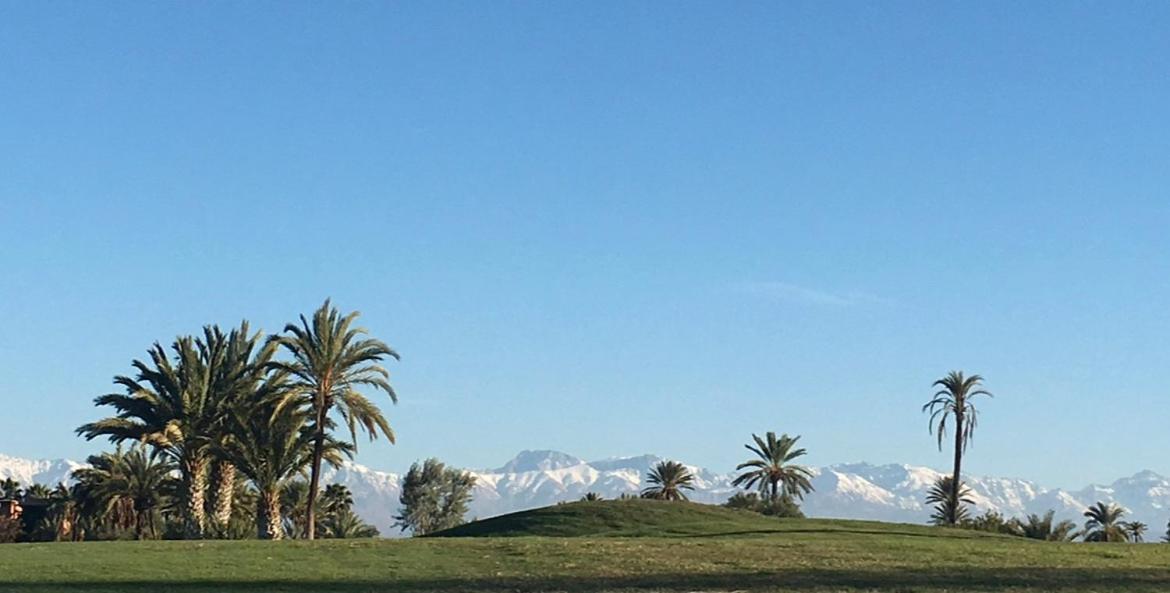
2;2;1168;489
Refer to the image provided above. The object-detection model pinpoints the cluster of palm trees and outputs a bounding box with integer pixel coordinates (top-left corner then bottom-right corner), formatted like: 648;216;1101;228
638;431;815;518
0;458;375;543
923;371;1159;544
935;501;1149;543
627;369;1161;546
1081;502;1147;543
61;300;397;541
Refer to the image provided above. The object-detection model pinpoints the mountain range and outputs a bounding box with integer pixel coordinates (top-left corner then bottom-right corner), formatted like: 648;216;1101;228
4;450;1169;537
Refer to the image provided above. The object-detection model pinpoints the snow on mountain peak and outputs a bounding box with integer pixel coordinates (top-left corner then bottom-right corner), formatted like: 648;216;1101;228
1116;470;1166;485
586;454;662;473
0;453;83;487
494;450;586;473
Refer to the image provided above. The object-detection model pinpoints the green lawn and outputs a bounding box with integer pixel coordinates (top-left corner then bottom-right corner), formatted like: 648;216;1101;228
2;501;1169;592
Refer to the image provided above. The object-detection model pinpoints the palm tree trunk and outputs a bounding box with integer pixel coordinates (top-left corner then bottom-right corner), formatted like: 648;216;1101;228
183;455;208;539
951;412;963;526
57;506;74;542
771;479;779;503
258;489;284;540
305;403;327;540
135;510;145;540
212;461;236;530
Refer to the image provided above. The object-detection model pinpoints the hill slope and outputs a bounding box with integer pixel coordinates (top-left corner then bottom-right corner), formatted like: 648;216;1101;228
432;498;1003;539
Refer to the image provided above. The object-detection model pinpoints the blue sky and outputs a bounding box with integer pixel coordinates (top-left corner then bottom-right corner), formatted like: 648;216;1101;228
2;2;1169;488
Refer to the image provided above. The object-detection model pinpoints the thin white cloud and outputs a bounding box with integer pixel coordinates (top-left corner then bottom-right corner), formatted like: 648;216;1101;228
733;281;885;307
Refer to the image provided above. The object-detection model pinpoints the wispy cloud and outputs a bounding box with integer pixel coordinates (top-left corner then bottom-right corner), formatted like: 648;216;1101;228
732;281;886;307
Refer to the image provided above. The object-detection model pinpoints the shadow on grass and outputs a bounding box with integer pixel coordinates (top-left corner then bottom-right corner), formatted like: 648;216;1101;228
6;567;1170;592
683;527;1002;540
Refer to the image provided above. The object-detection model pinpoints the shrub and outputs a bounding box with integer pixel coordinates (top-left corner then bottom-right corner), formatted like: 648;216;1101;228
723;492;804;518
0;517;20;543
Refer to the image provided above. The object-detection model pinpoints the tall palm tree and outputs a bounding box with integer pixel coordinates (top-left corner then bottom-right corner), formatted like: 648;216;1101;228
1083;502;1128;542
925;476;974;526
922;371;992;525
272;300;399;539
731;432;815;503
1017;510;1079;542
204;325;270;533
205;323;282;533
78;332;227;538
215;375;350;540
1127;521;1148;543
641;461;696;501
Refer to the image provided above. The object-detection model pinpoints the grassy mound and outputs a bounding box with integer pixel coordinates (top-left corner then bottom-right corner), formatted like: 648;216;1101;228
431;498;1001;538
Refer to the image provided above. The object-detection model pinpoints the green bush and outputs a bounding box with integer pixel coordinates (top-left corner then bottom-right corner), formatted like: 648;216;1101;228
724;492;805;518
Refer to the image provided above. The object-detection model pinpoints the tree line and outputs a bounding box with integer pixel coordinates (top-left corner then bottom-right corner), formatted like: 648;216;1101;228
2;327;1163;544
1;300;396;542
0;448;378;542
612;370;1166;544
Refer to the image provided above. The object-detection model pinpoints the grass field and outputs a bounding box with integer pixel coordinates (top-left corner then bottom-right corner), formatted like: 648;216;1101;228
2;500;1169;592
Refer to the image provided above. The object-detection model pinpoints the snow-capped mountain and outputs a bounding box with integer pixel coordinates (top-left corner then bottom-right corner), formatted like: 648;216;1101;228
5;449;1170;537
0;454;84;489
312;451;1170;535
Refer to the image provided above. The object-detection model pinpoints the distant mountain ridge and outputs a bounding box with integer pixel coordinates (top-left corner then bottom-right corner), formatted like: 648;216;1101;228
4;449;1169;537
0;454;85;489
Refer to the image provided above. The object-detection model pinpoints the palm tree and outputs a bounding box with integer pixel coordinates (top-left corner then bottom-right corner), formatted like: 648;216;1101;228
580;492;603;502
1083;502;1128;542
1127;521;1148;543
320;484;355;518
272;300;400;539
922;371;992;525
731;432;815;503
215;377;350;540
1017;510;1079;541
280;480;311;539
1;478;23;499
72;446;173;539
318;508;379;538
24;484;53;499
32;484;79;542
641;461;696;501
77;328;238;538
206;323;277;532
925;476;974;526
